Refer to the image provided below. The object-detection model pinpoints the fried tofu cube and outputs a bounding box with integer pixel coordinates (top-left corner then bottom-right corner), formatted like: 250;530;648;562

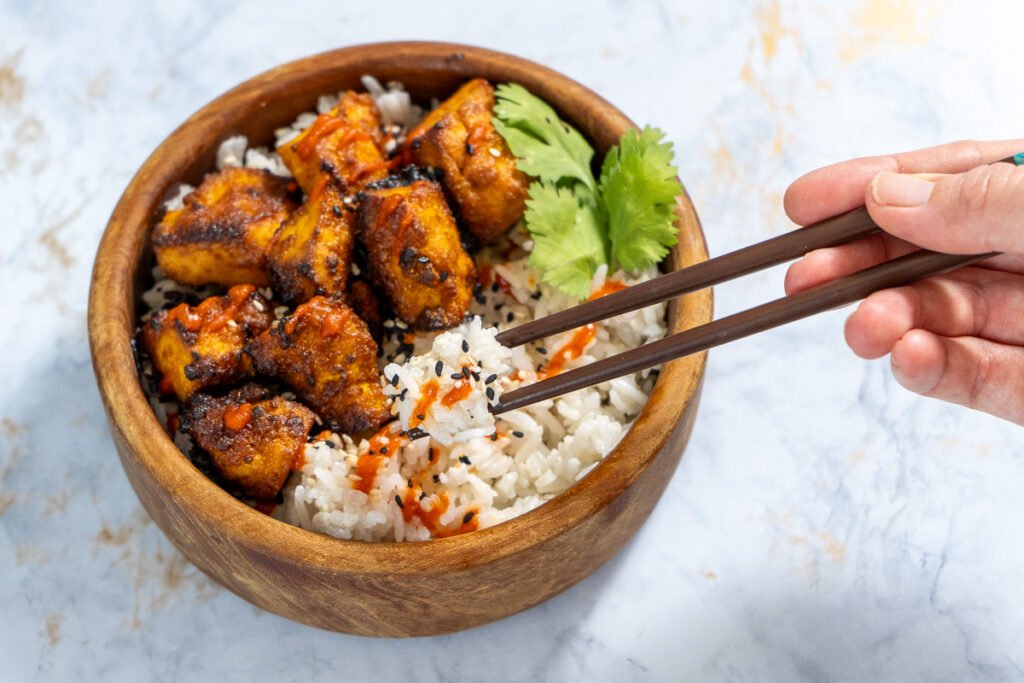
356;175;475;330
406;79;528;242
248;296;390;434
267;175;355;305
152;168;296;287
181;384;315;499
140;285;273;401
277;92;390;195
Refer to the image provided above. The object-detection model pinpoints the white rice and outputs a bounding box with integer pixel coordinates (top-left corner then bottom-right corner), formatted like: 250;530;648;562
383;317;513;446
146;77;669;542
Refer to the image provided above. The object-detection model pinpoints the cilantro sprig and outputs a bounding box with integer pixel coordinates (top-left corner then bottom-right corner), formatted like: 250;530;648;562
494;83;681;299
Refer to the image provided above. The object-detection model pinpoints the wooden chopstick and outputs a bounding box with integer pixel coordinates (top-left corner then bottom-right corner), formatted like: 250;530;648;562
492;248;996;414
495;206;880;348
495;154;1020;349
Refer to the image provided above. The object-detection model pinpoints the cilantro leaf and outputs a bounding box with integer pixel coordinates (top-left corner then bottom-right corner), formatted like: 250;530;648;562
492;83;685;298
493;83;598;194
524;181;609;299
600;126;682;272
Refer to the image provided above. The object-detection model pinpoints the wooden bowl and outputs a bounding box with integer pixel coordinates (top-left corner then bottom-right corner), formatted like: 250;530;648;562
88;42;713;637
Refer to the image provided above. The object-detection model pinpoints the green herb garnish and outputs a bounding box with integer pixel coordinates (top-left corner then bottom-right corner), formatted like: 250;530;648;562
523;182;608;299
492;83;599;195
494;83;682;299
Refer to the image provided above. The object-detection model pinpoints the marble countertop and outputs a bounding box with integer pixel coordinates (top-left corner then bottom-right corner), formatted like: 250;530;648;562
4;1;1024;680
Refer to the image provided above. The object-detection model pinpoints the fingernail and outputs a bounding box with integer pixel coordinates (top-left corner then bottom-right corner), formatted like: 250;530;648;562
871;172;935;207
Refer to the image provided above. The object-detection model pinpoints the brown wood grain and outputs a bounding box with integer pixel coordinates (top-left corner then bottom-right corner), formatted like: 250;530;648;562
87;42;714;637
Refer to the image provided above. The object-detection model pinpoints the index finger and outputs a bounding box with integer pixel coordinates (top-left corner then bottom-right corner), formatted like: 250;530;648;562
783;139;1024;226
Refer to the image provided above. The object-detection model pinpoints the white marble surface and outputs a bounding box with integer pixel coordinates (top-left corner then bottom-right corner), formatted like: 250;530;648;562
3;0;1024;680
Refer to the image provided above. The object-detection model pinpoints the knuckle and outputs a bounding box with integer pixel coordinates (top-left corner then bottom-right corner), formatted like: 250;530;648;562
945;139;986;169
954;166;994;217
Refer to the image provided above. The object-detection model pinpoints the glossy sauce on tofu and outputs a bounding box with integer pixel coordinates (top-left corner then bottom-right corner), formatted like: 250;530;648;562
153;168;296;287
141;285;273;401
356;172;476;330
248;296;391;434
406;79;528;242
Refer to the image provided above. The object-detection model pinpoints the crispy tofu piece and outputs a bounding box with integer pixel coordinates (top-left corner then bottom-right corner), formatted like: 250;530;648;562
140;285;273;401
277;92;390;195
406;79;528;242
248;296;390;434
356;174;475;330
181;384;315;499
152;168;295;287
267;175;355;304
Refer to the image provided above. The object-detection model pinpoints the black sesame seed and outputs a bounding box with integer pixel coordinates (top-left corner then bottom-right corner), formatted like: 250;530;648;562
512;430;524;438
439;271;449;282
435;360;444;376
485;387;495;401
390;374;399;387
379;446;388;454
531;291;542;300
407;478;413;488
399;388;408;401
459;455;471;465
395;495;404;508
489;432;498;441
490;282;499;293
420;492;428;500
368;449;376;455
433;474;440;483
466;143;475;155
506;312;514;323
470;371;480;381
485;374;497;384
463;511;475;524
451;372;463;380
428;447;435;462
416;413;425;421
537;347;547;354
462;339;470;352
462;367;471;379
331;205;343;218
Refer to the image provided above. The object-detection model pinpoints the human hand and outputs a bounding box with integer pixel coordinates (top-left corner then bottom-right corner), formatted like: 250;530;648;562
783;140;1024;424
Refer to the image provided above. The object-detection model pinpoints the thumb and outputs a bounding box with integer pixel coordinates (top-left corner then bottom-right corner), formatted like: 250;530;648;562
865;162;1024;255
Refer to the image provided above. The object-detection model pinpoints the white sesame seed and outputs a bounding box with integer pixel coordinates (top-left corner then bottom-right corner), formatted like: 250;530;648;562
488;147;501;157
253;300;265;312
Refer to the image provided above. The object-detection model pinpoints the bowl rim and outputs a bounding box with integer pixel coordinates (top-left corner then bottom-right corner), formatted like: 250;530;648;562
88;41;712;576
